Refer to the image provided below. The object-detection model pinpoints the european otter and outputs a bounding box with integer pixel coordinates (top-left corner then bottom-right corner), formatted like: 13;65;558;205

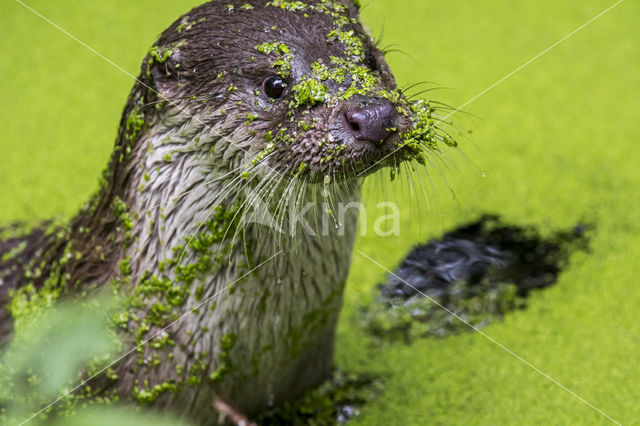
0;0;455;422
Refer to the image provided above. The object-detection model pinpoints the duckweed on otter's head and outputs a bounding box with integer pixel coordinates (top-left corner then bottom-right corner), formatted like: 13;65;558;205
253;0;459;176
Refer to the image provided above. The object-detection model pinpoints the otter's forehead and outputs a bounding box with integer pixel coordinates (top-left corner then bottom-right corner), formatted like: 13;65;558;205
151;1;379;91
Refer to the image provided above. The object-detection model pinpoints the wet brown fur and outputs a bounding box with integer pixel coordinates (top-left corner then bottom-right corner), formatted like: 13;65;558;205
0;0;407;420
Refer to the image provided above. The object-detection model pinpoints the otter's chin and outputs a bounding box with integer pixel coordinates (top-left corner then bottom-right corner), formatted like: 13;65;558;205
277;135;415;183
345;134;416;177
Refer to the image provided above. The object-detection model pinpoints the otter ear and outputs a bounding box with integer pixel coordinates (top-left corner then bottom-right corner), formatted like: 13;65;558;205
147;49;183;98
345;0;361;14
338;0;360;20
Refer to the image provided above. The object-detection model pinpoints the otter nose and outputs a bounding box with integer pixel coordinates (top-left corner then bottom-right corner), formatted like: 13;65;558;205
343;97;396;144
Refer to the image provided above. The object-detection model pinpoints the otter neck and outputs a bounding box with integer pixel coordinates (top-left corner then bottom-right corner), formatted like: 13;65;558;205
71;104;365;414
109;107;363;284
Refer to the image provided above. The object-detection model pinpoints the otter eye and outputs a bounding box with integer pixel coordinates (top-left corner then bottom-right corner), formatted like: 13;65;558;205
262;75;287;99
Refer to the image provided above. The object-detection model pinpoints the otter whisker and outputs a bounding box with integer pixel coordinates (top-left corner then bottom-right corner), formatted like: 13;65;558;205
382;48;414;61
223;169;279;260
292;176;309;236
417;158;444;213
146;161;248;213
211;157;271;206
400;81;432;94
234;165;282;232
415;165;432;211
253;171;291;253
406;87;451;100
422;149;459;204
451;145;484;175
272;175;294;234
429;99;477;117
279;175;300;238
403;162;417;201
374;22;385;47
262;172;290;249
172;155;272;267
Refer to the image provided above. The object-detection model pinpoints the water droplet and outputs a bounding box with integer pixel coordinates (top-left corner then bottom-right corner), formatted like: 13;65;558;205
481;171;486;178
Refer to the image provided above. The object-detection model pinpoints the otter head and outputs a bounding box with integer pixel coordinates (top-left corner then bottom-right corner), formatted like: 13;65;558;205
133;0;455;188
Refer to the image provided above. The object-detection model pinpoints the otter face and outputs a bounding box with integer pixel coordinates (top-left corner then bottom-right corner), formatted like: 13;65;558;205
146;0;456;183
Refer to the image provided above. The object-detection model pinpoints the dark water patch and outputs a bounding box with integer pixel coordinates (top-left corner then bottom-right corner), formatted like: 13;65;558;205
361;215;590;342
256;370;383;425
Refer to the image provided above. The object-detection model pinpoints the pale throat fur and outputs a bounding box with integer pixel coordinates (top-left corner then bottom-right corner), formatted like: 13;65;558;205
113;98;363;413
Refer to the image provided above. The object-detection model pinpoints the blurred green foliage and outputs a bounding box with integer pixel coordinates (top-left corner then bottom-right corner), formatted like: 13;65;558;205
0;296;193;425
